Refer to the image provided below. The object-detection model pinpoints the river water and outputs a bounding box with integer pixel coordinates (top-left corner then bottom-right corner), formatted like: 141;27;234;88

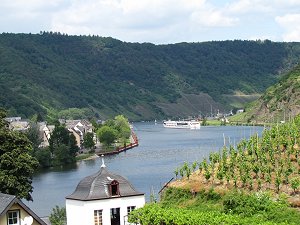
25;122;263;217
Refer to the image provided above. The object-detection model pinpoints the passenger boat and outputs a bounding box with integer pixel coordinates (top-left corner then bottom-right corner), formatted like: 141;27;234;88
163;120;200;129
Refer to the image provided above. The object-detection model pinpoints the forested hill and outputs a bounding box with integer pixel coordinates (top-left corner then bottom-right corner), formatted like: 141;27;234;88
237;62;300;123
1;33;300;121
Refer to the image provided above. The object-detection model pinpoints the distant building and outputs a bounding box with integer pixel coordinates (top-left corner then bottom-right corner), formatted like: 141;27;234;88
61;119;93;148
66;157;145;225
4;117;22;123
236;109;244;114
38;122;55;148
0;192;47;225
5;117;30;132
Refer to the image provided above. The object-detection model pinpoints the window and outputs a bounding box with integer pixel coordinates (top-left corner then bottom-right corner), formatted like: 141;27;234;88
94;210;103;225
110;180;119;196
7;210;20;225
127;206;136;214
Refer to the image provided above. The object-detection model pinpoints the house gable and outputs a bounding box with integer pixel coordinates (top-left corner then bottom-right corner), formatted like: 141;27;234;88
0;193;46;225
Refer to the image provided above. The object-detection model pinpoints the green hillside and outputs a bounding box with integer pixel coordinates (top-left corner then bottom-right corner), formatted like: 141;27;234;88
1;33;300;120
232;62;300;123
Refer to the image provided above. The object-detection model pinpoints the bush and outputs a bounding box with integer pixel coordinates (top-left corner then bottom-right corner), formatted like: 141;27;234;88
49;206;66;225
223;191;274;217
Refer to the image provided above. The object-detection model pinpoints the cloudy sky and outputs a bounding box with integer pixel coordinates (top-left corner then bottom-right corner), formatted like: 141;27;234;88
1;0;300;44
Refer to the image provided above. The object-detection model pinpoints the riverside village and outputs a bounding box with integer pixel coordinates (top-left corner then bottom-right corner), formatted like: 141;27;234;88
1;115;144;225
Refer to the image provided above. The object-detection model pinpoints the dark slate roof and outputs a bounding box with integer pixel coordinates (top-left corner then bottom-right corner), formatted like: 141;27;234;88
66;166;144;201
0;193;15;216
0;193;47;225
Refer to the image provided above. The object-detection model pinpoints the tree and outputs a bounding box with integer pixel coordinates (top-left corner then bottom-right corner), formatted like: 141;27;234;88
34;147;52;168
83;132;95;150
97;126;117;147
25;122;42;152
110;115;131;145
0;109;38;200
49;125;70;154
49;125;79;166
49;205;66;225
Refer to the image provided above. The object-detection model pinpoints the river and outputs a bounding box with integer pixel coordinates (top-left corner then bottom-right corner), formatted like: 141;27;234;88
25;122;263;217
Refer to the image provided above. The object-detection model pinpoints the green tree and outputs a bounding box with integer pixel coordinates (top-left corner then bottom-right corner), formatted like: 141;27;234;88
49;205;66;225
34;147;52;168
49;125;78;166
25;122;42;152
0;109;38;200
97;125;117;147
114;115;131;145
83;132;95;150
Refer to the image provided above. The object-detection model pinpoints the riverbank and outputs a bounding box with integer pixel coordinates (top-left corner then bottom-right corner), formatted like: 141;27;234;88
76;153;99;161
205;119;269;127
76;129;139;160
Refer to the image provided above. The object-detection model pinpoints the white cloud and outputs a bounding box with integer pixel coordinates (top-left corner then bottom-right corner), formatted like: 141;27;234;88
190;10;238;27
227;0;273;14
275;14;300;41
49;0;238;43
1;0;300;43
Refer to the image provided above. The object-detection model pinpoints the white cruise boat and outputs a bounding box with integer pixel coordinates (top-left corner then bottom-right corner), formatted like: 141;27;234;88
163;120;200;129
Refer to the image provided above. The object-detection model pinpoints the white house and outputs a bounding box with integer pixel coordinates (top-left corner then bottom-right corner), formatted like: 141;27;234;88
66;158;145;225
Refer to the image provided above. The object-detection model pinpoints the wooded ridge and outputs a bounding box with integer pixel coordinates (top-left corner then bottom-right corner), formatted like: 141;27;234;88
1;32;300;120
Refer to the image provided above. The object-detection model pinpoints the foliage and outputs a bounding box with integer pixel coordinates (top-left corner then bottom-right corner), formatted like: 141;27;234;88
114;115;131;145
235;63;300;123
1;33;300;120
176;115;300;196
25;122;42;151
75;152;95;161
96;115;131;149
34;147;52;168
0;109;39;200
223;191;274;216
291;177;300;194
128;203;293;225
96;126;117;147
130;114;300;225
49;125;79;166
83;132;95;150
129;187;300;225
49;205;66;225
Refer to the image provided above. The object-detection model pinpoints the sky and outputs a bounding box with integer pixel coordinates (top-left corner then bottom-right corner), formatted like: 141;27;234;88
1;0;300;44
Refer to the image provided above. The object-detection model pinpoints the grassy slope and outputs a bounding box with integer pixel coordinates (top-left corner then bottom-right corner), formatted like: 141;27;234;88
230;63;300;123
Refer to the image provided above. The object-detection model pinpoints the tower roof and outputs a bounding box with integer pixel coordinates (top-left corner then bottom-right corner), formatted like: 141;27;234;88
66;166;144;201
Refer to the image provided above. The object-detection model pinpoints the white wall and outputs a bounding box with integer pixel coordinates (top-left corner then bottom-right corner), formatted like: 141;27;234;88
66;195;145;225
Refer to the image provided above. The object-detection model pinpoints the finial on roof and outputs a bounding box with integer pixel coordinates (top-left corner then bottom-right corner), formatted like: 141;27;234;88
101;155;106;168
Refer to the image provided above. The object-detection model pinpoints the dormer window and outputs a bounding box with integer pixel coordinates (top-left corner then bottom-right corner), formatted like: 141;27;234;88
110;180;119;196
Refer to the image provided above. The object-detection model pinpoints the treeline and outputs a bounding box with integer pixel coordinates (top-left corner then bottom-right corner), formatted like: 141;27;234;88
1;33;300;120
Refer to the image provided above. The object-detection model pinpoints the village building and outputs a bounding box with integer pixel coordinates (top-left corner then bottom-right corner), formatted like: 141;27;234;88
38;122;55;148
60;119;93;148
5;117;29;132
66;157;145;225
0;192;47;225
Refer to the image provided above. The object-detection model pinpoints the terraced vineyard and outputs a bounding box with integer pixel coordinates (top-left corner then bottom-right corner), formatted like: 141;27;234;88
128;116;300;225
